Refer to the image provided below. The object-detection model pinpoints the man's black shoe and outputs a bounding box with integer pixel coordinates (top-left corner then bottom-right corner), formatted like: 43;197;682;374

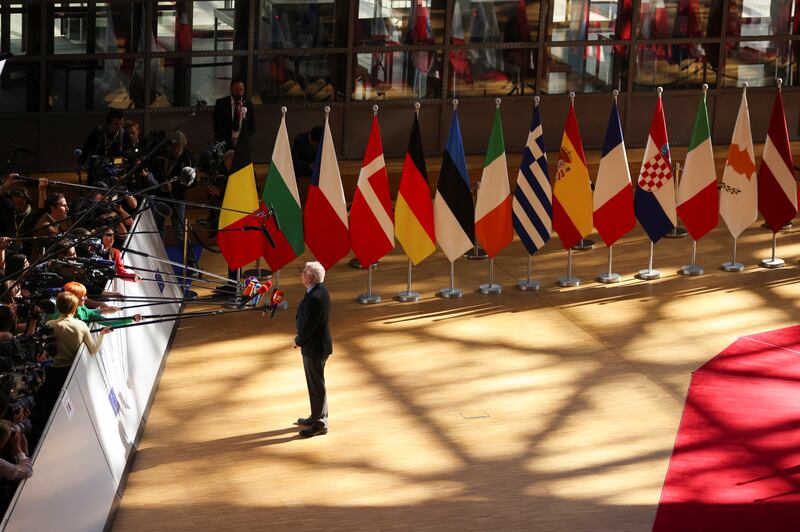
297;417;315;426
299;426;328;438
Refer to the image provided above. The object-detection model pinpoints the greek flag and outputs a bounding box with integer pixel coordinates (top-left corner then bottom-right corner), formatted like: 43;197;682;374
512;103;552;254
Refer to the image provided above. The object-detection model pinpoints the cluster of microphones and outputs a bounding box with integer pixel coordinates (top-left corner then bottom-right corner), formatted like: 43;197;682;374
239;276;284;319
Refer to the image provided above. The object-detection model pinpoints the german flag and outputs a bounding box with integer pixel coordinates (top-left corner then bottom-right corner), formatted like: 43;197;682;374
217;127;269;270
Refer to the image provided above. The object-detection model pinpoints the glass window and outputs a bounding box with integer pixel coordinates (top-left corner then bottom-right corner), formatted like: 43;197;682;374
255;54;345;104
95;1;147;54
154;55;248;107
153;0;248;52
449;46;536;97
728;0;799;37
548;0;631;42
638;0;713;38
634;44;716;90
541;45;625;93
48;59;152;111
724;40;797;87
448;0;539;44
50;2;90;54
352;51;442;99
7;3;41;56
257;0;347;49
355;0;446;45
0;61;39;112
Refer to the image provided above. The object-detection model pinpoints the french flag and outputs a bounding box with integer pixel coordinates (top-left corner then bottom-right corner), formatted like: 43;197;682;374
304;112;350;269
593;96;635;247
634;91;676;243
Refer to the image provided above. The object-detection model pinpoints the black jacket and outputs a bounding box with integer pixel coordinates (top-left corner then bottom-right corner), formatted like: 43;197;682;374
295;283;332;358
212;96;255;149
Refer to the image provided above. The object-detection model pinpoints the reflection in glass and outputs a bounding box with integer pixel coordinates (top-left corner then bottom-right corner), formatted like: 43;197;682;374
449;0;539;44
548;0;630;42
0;62;38;112
51;2;89;54
258;0;343;49
634;44;716;90
728;0;799;37
95;2;145;54
256;55;345;104
352;51;442;100
355;0;446;45
48;60;152;111
638;0;711;38
542;45;624;93
449;47;535;97
156;56;246;107
724;40;797;87
154;0;248;52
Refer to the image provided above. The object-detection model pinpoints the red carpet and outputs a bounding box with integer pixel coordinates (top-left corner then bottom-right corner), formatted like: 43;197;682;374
653;325;800;532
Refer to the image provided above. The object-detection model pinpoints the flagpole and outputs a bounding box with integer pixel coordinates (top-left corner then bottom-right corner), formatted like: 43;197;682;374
480;257;502;294
665;162;688;238
761;232;785;268
681;239;704;275
438;260;463;298
636;241;661;280
557;248;580;287
569;89;594;252
395;102;424;303
518;254;540;291
722;236;744;271
182;216;198;300
597;245;621;283
358;263;381;304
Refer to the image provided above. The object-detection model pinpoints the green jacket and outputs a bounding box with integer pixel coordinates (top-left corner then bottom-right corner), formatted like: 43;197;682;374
45;305;133;327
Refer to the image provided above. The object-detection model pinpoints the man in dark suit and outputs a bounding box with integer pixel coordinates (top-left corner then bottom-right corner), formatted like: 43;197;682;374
294;261;332;438
212;78;255;150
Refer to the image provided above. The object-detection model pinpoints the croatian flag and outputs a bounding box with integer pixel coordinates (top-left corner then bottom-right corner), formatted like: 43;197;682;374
593;97;635;247
635;92;676;242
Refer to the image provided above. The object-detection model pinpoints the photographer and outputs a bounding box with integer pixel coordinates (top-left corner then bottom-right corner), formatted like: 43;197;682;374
32;292;111;435
79;109;126;184
31;192;68;261
100;228;141;282
0;420;32;482
155;132;194;254
0;176;48;258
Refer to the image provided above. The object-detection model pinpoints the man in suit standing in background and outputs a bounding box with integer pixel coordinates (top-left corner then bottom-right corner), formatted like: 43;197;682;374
212;78;255;150
294;261;332;438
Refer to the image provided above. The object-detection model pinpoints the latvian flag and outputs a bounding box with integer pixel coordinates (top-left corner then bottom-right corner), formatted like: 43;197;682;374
350;114;394;266
475;106;513;258
593;97;634;247
758;87;797;233
304;113;350;269
512;101;552;255
635;92;676;243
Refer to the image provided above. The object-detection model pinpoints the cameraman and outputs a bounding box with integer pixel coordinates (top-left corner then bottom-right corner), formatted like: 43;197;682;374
155;132;194;250
79;109;126;184
31;192;68;261
0;420;32;482
0;175;48;258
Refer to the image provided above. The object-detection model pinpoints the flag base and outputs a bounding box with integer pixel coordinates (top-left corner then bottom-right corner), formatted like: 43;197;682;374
761;222;792;231
557;276;580;287
721;261;744;272
517;280;540;291
760;258;785;269
636;268;661;280
571;239;595;251
478;283;502;294
596;273;621;284
680;264;704;275
349;258;379;269
664;227;688;239
357;293;381;304
464;246;488;260
242;268;271;280
437;288;463;298
394;291;420;302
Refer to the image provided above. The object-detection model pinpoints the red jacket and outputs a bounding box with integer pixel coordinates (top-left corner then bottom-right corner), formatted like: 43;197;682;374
107;247;136;281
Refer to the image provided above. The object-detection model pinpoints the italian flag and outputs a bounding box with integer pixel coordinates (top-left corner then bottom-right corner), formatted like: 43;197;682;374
677;91;719;241
261;113;304;271
474;107;513;258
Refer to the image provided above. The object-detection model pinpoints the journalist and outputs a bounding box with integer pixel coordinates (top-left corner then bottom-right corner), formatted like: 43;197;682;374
31;192;68;261
80;109;126;184
0;420;32;481
100;228;141;282
43;282;141;327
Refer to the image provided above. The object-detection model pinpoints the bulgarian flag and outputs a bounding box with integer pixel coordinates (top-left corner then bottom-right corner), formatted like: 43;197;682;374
216;126;268;270
677;89;719;241
552;99;592;249
474;106;513;258
261;111;304;271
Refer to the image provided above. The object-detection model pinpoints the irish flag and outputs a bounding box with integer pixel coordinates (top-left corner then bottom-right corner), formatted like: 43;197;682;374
475;106;513;258
261;111;304;272
216;126;268;270
553;100;592;249
677;89;719;241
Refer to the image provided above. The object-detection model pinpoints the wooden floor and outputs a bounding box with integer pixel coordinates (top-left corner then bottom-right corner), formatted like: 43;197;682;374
109;215;800;532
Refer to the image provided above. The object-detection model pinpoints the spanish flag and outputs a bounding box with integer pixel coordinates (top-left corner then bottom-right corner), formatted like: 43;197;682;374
217;127;268;270
395;112;435;265
552;100;592;249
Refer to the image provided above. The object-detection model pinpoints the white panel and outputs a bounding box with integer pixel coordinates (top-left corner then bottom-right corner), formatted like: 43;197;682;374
2;379;117;532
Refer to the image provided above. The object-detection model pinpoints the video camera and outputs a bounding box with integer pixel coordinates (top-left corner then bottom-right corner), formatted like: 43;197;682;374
197;141;228;188
24;257;116;296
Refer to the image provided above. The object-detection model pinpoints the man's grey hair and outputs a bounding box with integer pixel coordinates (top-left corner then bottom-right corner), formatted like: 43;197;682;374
305;261;325;283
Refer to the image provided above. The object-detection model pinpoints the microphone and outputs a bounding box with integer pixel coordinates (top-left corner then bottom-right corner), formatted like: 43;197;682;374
11;143;39;156
196;99;208;107
179;166;196;186
269;289;284;319
73;148;83;158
